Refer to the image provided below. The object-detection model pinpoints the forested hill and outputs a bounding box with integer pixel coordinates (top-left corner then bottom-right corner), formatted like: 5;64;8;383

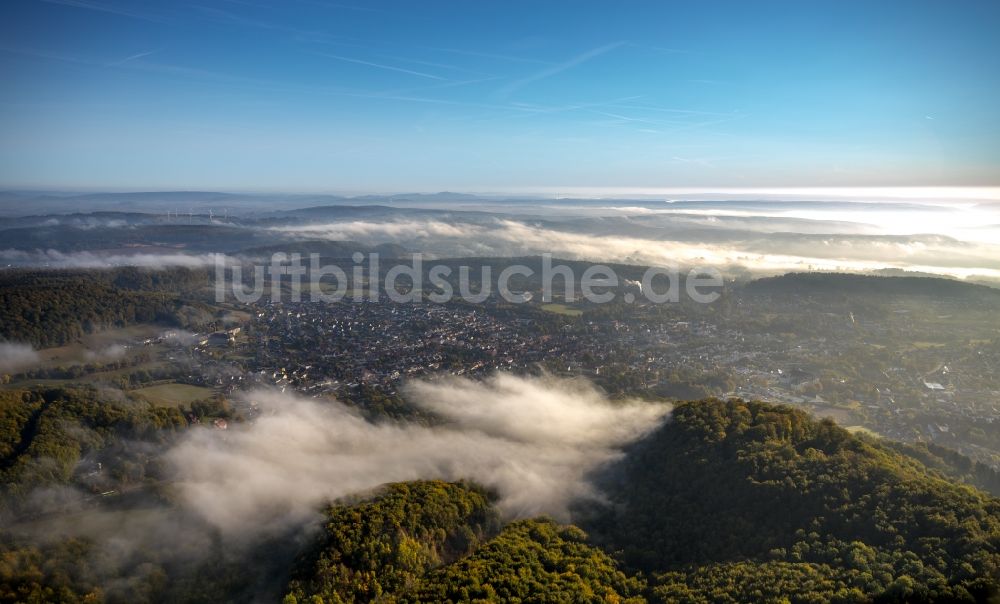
285;401;999;604
0;268;213;348
1;392;997;602
283;481;501;603
746;272;1000;301
586;399;1000;602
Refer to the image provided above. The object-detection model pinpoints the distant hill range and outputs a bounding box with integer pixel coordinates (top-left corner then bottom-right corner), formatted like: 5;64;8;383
0;190;517;217
235;240;409;259
746;272;1000;299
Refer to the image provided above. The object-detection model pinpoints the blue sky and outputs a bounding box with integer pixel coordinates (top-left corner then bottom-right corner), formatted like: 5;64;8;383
1;0;998;192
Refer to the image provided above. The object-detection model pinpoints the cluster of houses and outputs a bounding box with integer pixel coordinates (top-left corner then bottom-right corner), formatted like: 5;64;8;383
179;291;999;468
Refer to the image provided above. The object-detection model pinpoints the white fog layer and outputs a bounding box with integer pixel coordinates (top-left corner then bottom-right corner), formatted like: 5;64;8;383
166;373;670;536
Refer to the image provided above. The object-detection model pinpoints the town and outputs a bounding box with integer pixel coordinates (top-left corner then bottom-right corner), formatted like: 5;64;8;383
176;278;1000;469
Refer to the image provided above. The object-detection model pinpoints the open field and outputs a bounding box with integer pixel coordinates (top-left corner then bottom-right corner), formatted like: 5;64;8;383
130;382;214;406
845;425;880;437
540;303;583;317
28;324;164;370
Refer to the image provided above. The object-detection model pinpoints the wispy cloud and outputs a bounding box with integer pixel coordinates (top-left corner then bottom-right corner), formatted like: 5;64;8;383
429;46;556;66
2;45;338;95
0;45;93;67
659;114;745;135
591;101;745;134
629;43;691;55
37;0;168;22
193;5;352;46
376;54;494;78
273;213;1000;280
293;0;404;17
168;376;669;533
588;109;670;127
497;41;626;98
608;102;734;117
461;95;646;126
0;342;41;374
508;95;644;115
373;76;505;101
106;49;157;67
113;57;310;92
670;155;721;168
312;51;447;80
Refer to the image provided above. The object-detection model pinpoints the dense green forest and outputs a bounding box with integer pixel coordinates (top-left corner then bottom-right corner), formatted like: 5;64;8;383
0;269;213;348
0;386;272;604
0;390;997;602
885;440;1000;498
0;387;189;510
587;399;1000;602
389;518;645;604
746;272;1000;302
282;400;999;603
283;481;500;603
